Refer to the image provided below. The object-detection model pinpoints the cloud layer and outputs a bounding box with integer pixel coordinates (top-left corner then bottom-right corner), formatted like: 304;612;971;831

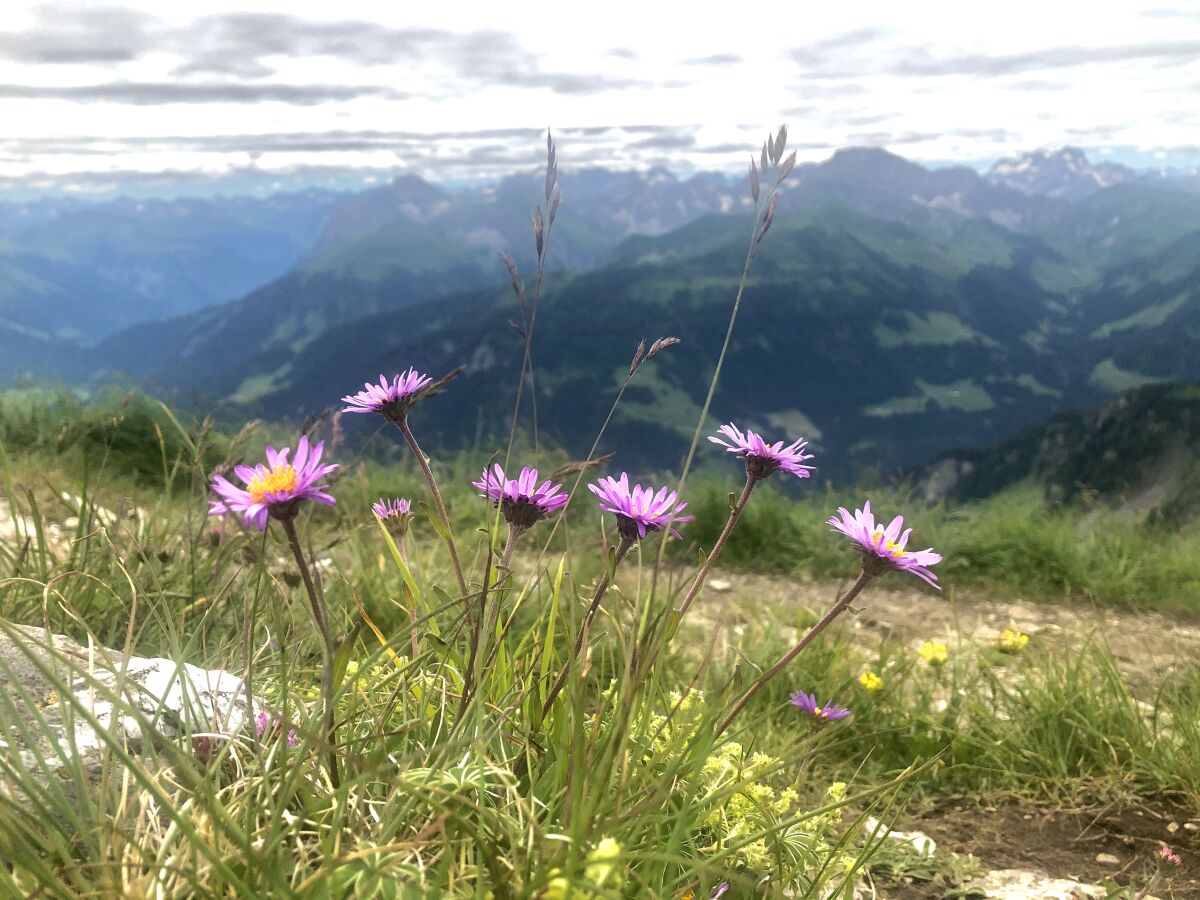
0;0;1196;191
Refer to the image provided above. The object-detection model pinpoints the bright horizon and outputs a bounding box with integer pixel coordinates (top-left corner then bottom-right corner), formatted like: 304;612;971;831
1;0;1197;196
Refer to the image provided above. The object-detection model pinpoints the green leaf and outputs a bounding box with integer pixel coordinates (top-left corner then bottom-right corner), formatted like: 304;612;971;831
664;609;683;641
374;516;420;600
418;500;451;542
331;622;364;689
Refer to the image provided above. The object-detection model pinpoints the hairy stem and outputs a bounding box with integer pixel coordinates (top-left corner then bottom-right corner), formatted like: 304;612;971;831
280;516;340;790
675;473;758;622
541;534;634;718
650;205;767;594
714;569;873;739
480;525;523;664
395;418;468;596
397;536;420;659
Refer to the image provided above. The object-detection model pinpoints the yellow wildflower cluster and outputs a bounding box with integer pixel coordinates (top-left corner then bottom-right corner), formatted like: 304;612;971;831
998;627;1029;653
917;640;949;667
544;837;624;899
858;671;884;691
624;689;850;889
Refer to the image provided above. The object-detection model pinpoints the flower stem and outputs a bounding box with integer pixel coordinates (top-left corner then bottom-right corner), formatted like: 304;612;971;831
649;201;768;596
395;418;468;596
714;568;873;739
397;537;420;659
480;525;523;662
675;473;758;622
541;534;634;718
280;516;340;790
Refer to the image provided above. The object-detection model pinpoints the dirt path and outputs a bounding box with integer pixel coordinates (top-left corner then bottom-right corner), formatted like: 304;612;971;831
687;568;1200;689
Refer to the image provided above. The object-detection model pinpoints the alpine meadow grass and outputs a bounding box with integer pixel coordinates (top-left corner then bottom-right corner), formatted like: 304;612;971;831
0;129;1197;900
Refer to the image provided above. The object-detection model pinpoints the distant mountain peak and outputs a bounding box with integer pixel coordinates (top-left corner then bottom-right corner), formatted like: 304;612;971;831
987;146;1135;200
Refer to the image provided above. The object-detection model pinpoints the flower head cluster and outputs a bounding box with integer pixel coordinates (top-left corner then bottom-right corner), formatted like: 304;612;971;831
1159;844;1182;867
790;690;850;722
709;422;815;481
588;473;692;541
918;640;949;667
828;501;941;587
209;435;337;531
858;671;884;692
473;464;568;530
999;627;1029;653
340;368;433;422
254;710;299;748
372;496;413;536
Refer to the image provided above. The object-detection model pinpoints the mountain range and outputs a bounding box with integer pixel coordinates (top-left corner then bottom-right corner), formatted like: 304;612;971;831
4;145;1200;479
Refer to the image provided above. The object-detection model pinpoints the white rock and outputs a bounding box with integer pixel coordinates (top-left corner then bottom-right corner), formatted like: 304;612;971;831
0;620;264;808
970;868;1105;899
1095;852;1120;865
708;579;732;593
862;815;936;855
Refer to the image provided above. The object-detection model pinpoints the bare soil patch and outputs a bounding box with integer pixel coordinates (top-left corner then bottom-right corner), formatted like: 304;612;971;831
883;800;1200;898
688;570;1200;690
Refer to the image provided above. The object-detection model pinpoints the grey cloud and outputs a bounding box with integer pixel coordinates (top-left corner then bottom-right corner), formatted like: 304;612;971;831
605;47;639;60
891;40;1200;77
0;3;156;64
0;125;695;162
175;16;649;94
693;142;764;155
951;128;1015;141
788;28;887;73
682;53;743;66
849;130;941;145
0;82;403;105
1005;79;1069;92
780;104;821;117
630;132;697;150
4;10;648;98
843;113;891;127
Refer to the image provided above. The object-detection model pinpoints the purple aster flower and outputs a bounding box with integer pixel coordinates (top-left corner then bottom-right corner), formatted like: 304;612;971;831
709;422;815;481
373;496;413;536
790;690;851;722
340;368;433;422
255;710;300;747
473;464;568;530
209;435;337;531
588;473;693;541
828;500;941;588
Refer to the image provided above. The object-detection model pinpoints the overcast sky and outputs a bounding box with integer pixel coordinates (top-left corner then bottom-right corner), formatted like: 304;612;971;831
0;0;1197;194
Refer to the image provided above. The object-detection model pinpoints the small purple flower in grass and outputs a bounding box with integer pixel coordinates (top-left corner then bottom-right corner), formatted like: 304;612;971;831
709;422;815;481
828;500;942;588
255;710;300;747
790;690;851;722
710;883;730;899
473;464;568;530
1160;844;1182;866
588;473;692;541
373;496;413;536
209;435;337;531
341;368;433;422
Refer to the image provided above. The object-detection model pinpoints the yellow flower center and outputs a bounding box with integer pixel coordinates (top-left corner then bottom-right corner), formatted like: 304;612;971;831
873;526;905;558
247;465;298;504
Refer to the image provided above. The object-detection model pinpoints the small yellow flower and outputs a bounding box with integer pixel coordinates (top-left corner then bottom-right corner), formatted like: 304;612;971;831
917;640;949;667
585;837;621;887
858;671;884;691
999;627;1029;653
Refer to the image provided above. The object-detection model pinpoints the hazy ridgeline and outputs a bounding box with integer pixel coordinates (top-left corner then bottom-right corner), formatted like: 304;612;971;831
0;131;1197;898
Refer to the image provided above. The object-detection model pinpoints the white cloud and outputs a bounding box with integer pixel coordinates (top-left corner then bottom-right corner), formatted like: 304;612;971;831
0;0;1196;190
